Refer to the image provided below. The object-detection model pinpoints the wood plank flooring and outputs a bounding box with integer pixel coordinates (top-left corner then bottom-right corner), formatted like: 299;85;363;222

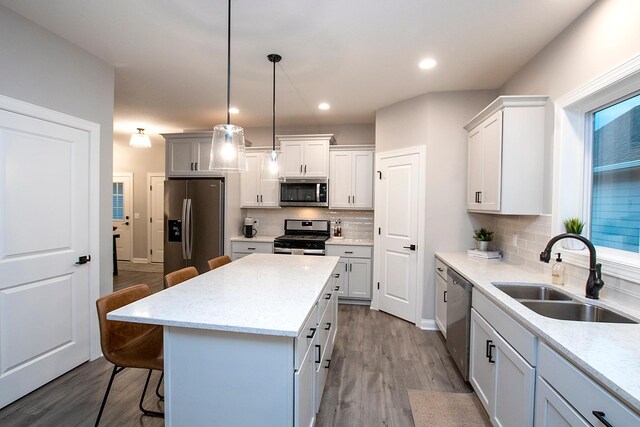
0;268;470;427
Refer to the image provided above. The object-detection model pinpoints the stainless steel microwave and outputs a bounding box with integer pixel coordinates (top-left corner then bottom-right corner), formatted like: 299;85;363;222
280;180;328;207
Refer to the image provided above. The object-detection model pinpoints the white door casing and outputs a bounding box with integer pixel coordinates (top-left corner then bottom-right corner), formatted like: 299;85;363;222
0;95;100;409
372;145;426;325
113;173;133;261
147;173;165;263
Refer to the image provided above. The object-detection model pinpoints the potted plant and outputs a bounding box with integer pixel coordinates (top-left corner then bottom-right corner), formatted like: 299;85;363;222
473;228;494;251
562;217;586;250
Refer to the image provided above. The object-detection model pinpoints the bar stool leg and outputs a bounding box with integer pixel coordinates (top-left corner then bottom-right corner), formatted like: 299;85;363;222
95;365;124;427
139;369;164;418
155;372;164;399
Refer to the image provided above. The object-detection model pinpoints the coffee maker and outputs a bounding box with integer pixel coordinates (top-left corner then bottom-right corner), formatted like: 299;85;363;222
242;217;257;238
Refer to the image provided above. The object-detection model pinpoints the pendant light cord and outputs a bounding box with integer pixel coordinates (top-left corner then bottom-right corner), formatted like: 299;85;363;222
272;58;276;151
226;0;231;125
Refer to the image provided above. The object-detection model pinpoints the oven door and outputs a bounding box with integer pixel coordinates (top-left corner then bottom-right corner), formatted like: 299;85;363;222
279;181;328;207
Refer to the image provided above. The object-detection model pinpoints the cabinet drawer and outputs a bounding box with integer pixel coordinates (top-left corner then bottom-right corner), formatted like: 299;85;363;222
326;245;372;258
538;342;640;426
231;241;273;254
317;282;333;320
295;304;318;370
435;258;448;280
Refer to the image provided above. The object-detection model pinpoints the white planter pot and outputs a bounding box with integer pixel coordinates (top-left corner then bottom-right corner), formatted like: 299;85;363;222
477;241;489;251
562;238;585;251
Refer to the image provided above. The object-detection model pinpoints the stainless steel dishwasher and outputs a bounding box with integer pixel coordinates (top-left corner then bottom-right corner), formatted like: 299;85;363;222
446;268;473;381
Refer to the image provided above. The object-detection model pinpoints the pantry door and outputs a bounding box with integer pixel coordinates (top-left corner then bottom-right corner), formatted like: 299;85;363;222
0;98;95;408
374;146;426;324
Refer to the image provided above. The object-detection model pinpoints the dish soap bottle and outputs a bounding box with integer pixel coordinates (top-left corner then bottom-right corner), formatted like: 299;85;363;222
551;252;565;285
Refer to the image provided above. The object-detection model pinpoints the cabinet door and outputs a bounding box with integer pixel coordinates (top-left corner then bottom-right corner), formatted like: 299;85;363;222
467;127;483;209
167;139;195;176
335;259;349;296
240;153;261;207
435;274;447;338
535;377;589;427
351;151;373;209
282;141;305;177
259;175;280;207
479;110;502;211
294;346;315;427
348;258;371;298
194;138;213;172
469;310;496;416
329;152;352;208
303;140;329;178
493;330;535;427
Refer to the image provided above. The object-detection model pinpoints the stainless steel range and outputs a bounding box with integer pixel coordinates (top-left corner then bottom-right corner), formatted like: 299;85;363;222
273;219;330;255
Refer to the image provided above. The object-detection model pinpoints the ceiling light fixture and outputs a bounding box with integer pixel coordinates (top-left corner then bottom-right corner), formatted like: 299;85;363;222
209;0;246;172
318;103;330;110
129;128;152;148
419;58;437;70
262;53;285;181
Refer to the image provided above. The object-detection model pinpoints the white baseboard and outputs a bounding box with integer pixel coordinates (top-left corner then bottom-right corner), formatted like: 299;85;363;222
130;258;149;264
419;319;438;330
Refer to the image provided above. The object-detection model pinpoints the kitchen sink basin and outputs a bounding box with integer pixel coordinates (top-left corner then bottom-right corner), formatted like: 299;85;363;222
520;301;638;324
493;283;573;301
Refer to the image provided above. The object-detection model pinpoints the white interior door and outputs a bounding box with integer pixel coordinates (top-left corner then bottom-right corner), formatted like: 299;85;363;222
112;173;133;261
0;108;91;408
149;174;165;263
375;150;421;323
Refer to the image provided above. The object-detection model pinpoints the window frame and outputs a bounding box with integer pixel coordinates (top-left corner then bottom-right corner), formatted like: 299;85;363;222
554;55;640;284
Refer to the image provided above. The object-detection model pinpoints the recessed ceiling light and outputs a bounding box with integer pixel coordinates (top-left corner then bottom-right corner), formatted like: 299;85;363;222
318;103;330;110
229;107;239;114
418;58;437;70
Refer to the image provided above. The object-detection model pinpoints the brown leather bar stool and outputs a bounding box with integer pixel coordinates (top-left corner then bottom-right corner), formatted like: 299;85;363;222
164;266;198;288
95;284;163;426
208;255;232;270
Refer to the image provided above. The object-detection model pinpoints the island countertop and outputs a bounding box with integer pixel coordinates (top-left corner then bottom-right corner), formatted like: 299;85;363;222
108;254;340;337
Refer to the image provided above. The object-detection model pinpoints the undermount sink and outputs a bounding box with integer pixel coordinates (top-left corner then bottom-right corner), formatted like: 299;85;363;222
520;301;638;324
493;283;573;301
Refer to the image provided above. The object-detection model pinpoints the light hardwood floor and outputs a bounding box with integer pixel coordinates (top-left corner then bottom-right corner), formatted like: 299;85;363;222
0;269;470;427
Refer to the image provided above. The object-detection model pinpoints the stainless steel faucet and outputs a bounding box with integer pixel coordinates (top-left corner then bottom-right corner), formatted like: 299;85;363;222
539;233;604;299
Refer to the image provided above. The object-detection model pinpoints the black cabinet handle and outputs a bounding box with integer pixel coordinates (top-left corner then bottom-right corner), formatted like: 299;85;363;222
304;165;307;173
333;273;340;279
349;263;352;272
306;328;316;339
325;293;331;300
324;359;331;369
437;267;444;272
248;247;256;250
334;285;340;291
485;340;493;358
195;162;198;170
190;162;194;171
478;192;482;203
344;251;353;254
377;171;382;179
325;322;331;331
488;343;496;363
257;195;259;202
315;344;321;364
592;411;613;427
443;290;447;303
348;195;351;203
300;164;303;173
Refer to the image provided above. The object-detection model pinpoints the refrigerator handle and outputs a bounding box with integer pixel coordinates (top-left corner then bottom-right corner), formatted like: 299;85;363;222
181;199;188;260
187;198;194;260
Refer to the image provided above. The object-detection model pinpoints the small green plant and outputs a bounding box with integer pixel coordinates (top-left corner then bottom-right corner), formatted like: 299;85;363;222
473;228;494;242
563;217;585;234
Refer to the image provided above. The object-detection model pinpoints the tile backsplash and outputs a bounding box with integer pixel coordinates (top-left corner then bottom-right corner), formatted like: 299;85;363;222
242;208;374;239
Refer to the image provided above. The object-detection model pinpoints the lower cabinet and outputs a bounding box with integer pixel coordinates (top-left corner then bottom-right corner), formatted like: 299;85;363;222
470;309;535;426
327;245;372;300
535;376;589;427
230;241;273;260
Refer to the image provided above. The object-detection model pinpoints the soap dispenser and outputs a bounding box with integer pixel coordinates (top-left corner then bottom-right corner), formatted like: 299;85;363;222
551;252;565;285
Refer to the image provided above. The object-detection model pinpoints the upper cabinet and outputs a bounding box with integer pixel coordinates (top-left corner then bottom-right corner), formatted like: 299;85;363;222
278;134;335;179
240;151;280;208
163;133;222;177
464;96;548;215
329;147;374;210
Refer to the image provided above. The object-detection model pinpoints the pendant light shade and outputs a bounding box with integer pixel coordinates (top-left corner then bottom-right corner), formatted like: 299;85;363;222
129;128;151;148
262;53;285;181
209;0;246;172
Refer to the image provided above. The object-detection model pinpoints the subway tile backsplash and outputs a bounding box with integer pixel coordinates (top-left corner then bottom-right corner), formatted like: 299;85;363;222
242;208;374;239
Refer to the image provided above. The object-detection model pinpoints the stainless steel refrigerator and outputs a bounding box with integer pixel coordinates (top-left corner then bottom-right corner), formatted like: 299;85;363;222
164;179;224;275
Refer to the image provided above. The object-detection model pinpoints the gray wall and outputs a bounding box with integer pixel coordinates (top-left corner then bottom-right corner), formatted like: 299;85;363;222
0;6;115;297
376;90;497;321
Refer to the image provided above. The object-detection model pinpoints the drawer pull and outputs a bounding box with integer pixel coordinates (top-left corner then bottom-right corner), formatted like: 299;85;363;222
485;340;493;358
488;343;496;364
325;322;331;330
344;251;353;254
592;411;614;427
333;273;340;278
247;247;256;250
324;359;331;369
325;293;331;300
443;290;447;303
315;344;321;364
437;267;444;272
306;328;316;339
334;285;340;291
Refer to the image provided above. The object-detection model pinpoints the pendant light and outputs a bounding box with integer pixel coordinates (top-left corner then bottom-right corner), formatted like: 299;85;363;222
262;53;285;181
129;128;152;148
209;0;246;172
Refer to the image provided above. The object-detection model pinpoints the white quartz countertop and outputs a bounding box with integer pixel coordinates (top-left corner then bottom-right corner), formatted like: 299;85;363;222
435;251;640;414
230;235;277;243
326;238;373;246
108;254;339;337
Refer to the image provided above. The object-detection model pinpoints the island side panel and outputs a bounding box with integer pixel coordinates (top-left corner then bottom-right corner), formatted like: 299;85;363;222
164;326;294;426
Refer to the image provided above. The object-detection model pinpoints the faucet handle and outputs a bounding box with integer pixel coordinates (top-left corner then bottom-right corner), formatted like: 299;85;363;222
595;263;602;280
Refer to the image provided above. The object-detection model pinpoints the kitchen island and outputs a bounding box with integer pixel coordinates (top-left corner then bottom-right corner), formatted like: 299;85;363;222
108;253;340;426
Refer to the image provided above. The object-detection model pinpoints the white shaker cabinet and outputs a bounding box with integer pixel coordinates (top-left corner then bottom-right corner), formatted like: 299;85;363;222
278;134;334;178
230;241;273;260
464;96;548;215
240;151;279;208
329;148;374;210
434;258;448;338
326;244;372;300
163;133;221;177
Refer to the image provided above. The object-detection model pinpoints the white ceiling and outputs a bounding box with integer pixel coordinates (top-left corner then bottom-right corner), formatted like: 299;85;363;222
2;0;595;135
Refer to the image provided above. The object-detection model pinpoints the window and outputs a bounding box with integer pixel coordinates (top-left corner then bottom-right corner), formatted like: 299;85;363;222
590;93;640;253
112;182;124;220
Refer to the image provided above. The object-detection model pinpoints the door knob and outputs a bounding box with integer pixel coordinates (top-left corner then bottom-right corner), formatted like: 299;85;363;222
124;222;129;225
403;244;416;251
